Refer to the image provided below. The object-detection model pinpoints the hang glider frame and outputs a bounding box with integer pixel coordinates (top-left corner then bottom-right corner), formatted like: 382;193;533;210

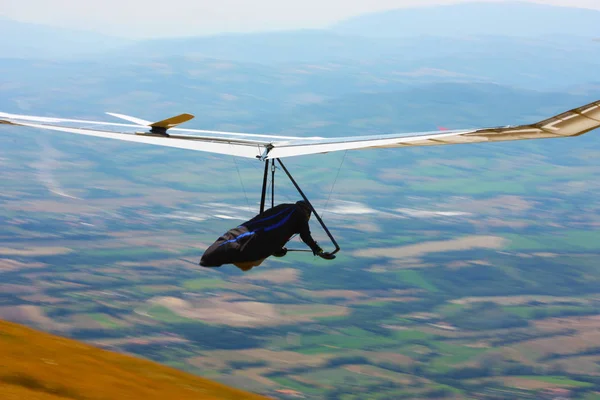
259;158;341;255
2;100;600;161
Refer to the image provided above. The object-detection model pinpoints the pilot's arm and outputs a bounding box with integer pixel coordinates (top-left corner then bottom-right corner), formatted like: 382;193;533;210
298;218;336;260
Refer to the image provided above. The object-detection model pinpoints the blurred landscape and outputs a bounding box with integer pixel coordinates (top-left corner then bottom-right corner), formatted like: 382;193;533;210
2;2;600;399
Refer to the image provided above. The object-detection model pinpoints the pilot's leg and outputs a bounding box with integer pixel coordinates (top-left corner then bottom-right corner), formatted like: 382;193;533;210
233;258;266;271
272;247;288;257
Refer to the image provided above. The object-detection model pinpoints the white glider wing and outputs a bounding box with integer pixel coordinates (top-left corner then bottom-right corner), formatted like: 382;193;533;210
1;100;599;160
266;100;600;159
0;112;281;159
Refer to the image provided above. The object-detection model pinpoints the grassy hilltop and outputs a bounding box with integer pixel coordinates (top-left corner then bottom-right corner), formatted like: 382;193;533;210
0;319;267;400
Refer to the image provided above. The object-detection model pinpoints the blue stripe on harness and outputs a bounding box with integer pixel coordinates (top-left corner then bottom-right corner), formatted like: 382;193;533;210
217;231;255;247
264;209;296;232
244;206;294;229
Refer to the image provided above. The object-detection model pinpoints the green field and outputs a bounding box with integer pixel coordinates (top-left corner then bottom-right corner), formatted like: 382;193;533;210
182;278;229;290
395;270;439;292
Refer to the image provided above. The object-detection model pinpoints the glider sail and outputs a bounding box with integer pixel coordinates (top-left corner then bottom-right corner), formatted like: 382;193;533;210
267;100;600;158
1;100;599;160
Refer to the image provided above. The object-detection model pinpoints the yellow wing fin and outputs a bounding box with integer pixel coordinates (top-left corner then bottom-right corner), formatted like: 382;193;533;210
139;113;195;136
150;113;195;129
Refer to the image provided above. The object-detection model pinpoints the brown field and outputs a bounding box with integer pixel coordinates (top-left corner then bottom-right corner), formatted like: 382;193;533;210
211;293;254;302
451;295;587;306
239;268;300;284
112;236;201;251
3;199;125;213
559;355;600;375
344;365;413;384
447;195;536;214
0;284;37;294
135;284;183;293
0;320;267;400
535;315;600;331
0;247;73;256
235;367;278;388
0;259;46;272
42;280;88;290
297;289;368;300
349;296;419;305
92;336;189;347
501;376;577;390
367;351;414;365
353;235;506;258
348;221;381;233
446;259;493;269
64;272;116;282
415;326;470;338
110;230;199;242
278;304;350;319
146;296;347;327
189;348;332;373
377;168;439;183
117;258;196;269
531;252;560;258
514;330;600;359
225;282;269;292
149;296;277;326
242;349;332;366
480;218;530;229
18;294;65;304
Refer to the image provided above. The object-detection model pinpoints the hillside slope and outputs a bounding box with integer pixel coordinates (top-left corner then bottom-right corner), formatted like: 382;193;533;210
0;320;267;400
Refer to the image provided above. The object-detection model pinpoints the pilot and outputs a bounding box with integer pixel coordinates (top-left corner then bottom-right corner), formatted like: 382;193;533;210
200;200;336;271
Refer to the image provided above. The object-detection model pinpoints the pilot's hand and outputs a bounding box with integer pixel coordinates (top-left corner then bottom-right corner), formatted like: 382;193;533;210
272;247;288;257
318;250;336;260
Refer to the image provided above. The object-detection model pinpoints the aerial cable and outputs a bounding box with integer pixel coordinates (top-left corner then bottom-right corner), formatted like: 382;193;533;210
231;153;251;213
269;164;295;205
321;150;347;219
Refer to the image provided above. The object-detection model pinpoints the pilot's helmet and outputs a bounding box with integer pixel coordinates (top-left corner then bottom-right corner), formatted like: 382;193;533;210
296;200;312;220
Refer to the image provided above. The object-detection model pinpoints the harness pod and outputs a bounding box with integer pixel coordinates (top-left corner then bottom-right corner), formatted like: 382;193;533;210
200;202;317;268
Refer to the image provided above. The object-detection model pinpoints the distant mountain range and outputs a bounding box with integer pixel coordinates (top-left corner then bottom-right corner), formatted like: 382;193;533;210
0;18;132;59
2;2;599;61
331;2;600;37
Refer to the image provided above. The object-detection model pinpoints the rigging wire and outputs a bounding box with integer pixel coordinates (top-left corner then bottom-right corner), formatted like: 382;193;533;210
269;164;295;205
321;150;348;218
231;153;251;213
266;175;273;208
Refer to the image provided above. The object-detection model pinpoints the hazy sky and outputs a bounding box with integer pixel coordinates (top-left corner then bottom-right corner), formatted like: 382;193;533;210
2;0;599;38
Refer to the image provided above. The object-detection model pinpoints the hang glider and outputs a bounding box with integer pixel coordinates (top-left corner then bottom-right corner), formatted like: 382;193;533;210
2;101;600;259
1;100;599;160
